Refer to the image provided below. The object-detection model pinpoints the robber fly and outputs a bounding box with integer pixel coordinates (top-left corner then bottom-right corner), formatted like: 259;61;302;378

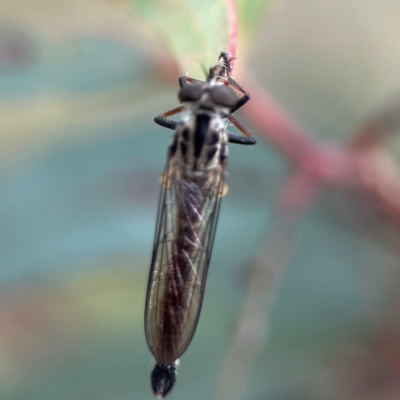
145;52;256;398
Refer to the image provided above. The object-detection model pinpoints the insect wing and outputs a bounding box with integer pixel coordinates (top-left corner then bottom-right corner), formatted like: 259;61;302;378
145;156;225;366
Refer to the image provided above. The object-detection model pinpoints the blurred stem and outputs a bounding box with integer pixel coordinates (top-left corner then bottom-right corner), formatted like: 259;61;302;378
351;87;400;149
224;0;237;68
242;72;316;163
241;72;400;222
214;206;310;400
353;146;400;225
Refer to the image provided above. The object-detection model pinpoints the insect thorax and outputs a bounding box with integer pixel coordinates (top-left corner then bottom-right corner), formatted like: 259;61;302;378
170;112;227;173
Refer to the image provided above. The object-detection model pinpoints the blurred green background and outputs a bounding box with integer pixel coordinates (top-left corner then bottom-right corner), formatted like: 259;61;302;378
2;1;400;399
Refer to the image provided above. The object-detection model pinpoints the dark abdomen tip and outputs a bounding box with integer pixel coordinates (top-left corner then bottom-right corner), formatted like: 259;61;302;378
151;363;177;398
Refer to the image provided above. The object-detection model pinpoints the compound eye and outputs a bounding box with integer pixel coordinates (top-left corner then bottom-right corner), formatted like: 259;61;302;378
178;83;205;102
209;85;237;108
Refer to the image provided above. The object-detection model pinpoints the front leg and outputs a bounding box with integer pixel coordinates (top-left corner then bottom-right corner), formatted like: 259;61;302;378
227;131;256;145
230;94;250;114
154;105;184;130
154;116;178;130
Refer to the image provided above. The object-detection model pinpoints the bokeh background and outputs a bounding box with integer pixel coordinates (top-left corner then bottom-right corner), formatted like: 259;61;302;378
2;1;400;399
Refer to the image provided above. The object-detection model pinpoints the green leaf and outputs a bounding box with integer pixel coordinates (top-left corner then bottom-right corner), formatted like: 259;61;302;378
129;0;229;77
127;0;268;77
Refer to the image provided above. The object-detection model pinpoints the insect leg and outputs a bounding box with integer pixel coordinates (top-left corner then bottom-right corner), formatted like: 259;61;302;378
218;52;232;74
227;115;256;145
226;77;247;95
230;94;250;114
154;105;185;130
221;108;255;145
227;132;256;145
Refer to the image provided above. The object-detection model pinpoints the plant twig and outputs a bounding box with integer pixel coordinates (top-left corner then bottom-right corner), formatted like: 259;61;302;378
224;0;237;69
214;207;309;400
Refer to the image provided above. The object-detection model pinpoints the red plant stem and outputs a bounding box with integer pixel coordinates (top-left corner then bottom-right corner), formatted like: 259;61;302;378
243;74;315;162
242;71;400;219
278;170;320;212
243;74;358;186
224;0;237;70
